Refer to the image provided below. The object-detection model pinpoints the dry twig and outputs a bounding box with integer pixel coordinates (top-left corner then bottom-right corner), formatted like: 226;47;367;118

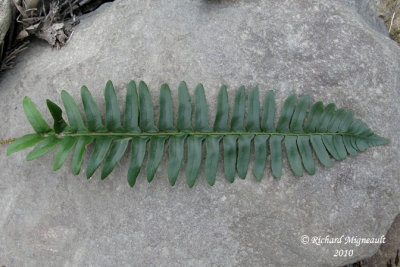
389;1;399;33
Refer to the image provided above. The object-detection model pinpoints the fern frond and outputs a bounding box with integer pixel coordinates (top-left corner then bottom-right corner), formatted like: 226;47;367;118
7;80;390;187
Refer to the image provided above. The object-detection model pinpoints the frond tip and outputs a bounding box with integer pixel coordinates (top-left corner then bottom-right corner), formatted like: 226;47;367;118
7;80;390;187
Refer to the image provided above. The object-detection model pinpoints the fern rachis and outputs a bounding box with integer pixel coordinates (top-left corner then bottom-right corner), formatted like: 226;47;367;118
6;80;389;187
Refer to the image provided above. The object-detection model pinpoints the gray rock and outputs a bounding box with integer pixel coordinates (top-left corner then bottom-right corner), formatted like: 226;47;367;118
364;214;400;266
0;0;399;266
339;0;388;34
0;0;12;53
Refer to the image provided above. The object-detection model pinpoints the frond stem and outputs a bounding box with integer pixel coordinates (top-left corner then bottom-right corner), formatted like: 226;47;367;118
54;131;358;138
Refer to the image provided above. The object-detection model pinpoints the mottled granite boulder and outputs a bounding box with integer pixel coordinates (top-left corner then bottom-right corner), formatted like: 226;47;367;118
0;0;399;266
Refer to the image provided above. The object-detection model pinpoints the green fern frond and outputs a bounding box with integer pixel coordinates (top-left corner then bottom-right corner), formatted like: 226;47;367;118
7;80;390;187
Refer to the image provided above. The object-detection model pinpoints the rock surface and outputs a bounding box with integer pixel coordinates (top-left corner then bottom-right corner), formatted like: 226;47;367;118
0;0;12;50
364;214;400;266
0;0;399;266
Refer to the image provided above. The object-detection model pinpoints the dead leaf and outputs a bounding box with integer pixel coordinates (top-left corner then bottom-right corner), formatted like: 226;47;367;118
16;29;29;39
